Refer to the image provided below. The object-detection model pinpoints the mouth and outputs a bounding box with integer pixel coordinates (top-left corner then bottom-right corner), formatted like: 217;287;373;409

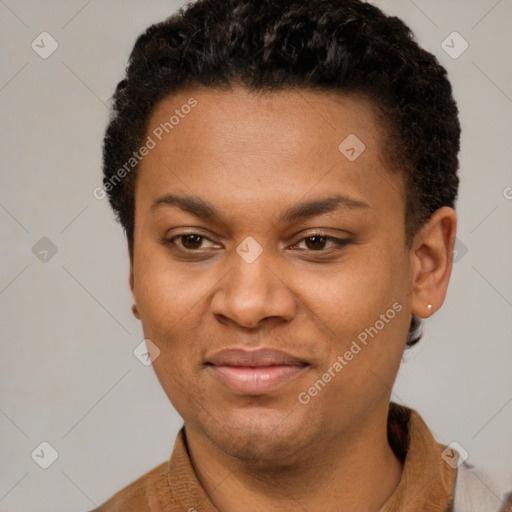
206;348;309;395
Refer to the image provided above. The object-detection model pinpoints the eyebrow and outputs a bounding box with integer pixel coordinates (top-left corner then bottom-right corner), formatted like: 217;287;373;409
151;193;370;224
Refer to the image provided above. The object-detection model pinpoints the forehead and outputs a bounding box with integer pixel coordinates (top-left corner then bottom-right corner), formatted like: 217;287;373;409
145;85;386;161
135;85;404;224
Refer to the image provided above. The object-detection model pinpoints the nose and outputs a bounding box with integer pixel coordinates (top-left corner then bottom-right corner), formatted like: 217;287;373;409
210;248;297;330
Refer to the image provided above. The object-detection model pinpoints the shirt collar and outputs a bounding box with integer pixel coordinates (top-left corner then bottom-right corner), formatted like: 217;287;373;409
166;402;456;511
380;402;455;511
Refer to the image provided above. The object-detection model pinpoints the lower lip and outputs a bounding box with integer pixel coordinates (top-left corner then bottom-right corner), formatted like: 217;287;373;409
209;365;307;395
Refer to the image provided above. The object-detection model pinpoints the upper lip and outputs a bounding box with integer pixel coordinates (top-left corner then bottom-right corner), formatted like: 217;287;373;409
207;348;308;367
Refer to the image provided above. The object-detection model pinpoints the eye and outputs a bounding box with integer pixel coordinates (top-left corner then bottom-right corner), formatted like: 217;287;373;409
168;232;217;251
293;234;350;252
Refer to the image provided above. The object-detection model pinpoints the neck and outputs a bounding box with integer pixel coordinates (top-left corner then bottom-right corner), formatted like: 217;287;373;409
185;405;403;512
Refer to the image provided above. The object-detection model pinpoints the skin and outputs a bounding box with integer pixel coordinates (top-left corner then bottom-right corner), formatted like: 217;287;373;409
129;85;457;511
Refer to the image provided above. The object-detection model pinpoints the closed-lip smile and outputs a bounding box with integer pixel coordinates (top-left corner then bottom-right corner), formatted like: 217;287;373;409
206;348;309;395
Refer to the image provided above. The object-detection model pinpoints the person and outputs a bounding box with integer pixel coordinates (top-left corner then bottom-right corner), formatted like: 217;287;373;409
91;0;512;510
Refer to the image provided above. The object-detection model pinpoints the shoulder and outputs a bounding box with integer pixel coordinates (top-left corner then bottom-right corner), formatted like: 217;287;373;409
453;461;512;512
89;460;171;512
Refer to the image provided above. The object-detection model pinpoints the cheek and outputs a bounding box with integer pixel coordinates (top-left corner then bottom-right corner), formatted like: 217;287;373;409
299;244;410;391
301;247;405;332
134;257;207;415
133;243;202;330
132;243;213;372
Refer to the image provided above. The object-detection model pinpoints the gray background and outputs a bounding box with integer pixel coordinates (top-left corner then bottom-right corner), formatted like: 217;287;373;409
0;0;511;510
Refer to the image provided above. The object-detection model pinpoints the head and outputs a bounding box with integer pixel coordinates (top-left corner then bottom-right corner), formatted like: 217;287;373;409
102;0;460;462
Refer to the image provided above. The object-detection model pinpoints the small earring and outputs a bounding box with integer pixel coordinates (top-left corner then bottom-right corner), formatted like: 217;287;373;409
427;304;432;311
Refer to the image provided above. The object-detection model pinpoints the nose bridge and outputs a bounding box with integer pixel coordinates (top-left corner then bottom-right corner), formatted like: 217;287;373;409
211;241;296;328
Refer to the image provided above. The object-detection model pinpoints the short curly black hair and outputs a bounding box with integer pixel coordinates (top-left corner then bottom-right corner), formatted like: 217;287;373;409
102;0;460;348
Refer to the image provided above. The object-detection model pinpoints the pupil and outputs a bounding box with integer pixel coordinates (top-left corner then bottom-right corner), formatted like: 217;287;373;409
183;234;202;249
306;236;326;250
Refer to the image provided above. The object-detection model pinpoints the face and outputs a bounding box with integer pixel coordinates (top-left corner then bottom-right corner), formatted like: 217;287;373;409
130;86;415;462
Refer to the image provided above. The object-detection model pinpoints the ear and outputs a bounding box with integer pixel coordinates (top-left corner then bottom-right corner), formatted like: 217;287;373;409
410;207;457;319
129;250;141;320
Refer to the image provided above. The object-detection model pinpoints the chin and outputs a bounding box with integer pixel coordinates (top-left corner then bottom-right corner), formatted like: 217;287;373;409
197;403;317;464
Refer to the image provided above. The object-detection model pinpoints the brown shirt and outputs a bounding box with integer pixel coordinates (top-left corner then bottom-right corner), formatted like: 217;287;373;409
91;402;511;512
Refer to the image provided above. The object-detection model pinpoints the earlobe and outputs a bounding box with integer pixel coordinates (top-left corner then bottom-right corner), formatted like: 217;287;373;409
129;261;141;320
410;207;457;319
131;303;141;319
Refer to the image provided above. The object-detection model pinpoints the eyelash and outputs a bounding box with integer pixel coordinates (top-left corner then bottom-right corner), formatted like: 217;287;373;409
164;232;351;254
